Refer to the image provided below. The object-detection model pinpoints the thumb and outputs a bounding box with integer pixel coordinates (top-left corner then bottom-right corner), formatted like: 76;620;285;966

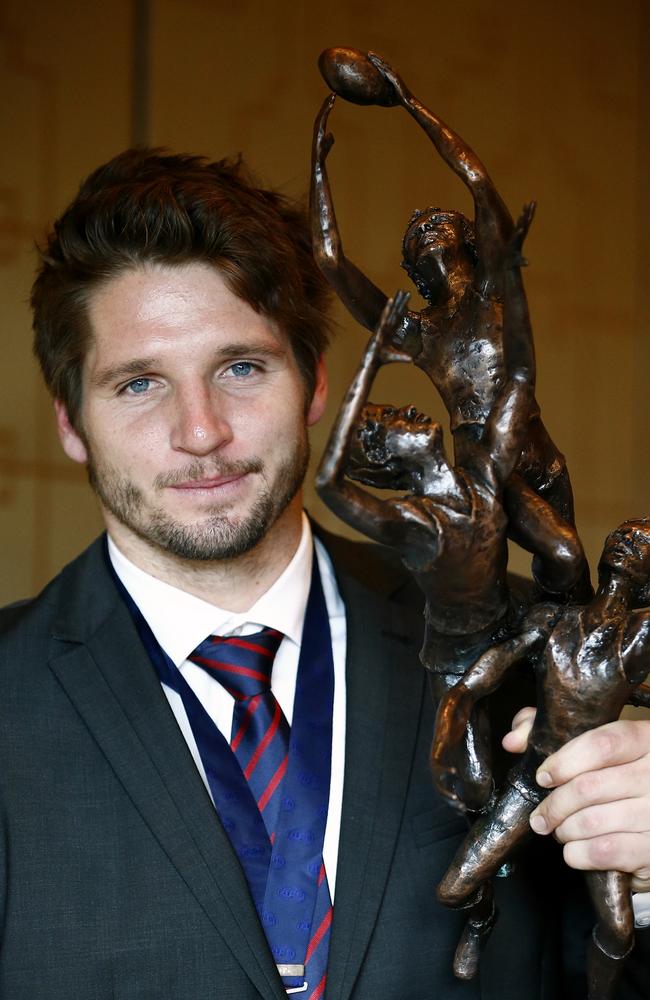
502;706;536;753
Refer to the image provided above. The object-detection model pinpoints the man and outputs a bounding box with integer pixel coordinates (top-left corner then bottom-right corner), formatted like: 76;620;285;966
0;148;648;1000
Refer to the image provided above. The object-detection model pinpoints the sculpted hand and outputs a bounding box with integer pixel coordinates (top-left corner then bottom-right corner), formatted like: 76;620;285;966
366;53;412;104
430;681;478;813
369;290;412;366
430;761;467;814
313;94;337;164
529;719;650;892
388;313;422;361
503;202;536;269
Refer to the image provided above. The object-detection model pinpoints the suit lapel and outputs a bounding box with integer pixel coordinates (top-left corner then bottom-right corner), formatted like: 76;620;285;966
45;532;425;1000
320;534;426;1000
47;540;285;1000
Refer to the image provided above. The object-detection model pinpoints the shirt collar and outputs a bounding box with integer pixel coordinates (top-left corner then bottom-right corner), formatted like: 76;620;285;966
107;513;313;666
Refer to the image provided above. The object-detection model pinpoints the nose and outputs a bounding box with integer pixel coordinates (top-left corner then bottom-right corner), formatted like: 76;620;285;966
170;385;233;456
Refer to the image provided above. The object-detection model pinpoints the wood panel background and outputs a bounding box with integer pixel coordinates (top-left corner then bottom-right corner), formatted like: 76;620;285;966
1;0;648;604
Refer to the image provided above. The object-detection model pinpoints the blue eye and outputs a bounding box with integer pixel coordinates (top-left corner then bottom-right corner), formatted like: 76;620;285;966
126;378;151;394
229;362;254;377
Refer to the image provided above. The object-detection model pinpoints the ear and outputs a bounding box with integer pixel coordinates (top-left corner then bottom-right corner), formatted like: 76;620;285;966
54;399;88;464
306;356;328;427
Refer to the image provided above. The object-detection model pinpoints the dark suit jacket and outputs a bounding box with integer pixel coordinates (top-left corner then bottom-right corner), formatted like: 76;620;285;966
0;532;646;998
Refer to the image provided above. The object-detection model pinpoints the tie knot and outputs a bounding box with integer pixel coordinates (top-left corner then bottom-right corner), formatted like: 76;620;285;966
189;627;284;700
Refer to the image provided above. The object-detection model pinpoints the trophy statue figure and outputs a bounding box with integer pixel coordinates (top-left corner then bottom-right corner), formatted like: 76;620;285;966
431;520;650;996
312;49;647;999
317;210;584;814
311;50;590;602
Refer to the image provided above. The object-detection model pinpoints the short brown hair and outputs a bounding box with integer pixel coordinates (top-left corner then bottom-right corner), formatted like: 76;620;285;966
32;148;332;429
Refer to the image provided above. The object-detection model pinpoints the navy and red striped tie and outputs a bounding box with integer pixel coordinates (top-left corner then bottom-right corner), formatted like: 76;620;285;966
189;627;288;837
189;626;332;998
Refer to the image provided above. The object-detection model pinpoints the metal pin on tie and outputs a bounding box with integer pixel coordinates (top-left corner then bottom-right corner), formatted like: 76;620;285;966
277;964;308;994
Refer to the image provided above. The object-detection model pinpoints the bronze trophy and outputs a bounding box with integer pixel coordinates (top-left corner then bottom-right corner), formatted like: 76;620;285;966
312;47;647;1000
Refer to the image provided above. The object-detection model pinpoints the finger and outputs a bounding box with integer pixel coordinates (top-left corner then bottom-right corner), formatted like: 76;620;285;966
502;707;536;754
367;52;393;79
367;52;406;97
316;94;336;132
380;347;412;365
502;724;530;754
388;289;410;323
560;832;650;881
530;755;650;835
535;719;650;790
510;706;537;730
552;795;650;844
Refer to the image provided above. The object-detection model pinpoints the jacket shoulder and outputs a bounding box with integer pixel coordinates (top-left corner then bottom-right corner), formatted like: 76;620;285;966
0;597;38;630
0;537;111;658
314;523;423;609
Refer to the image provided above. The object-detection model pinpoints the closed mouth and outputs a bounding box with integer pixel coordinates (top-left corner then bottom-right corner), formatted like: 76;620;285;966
168;473;249;491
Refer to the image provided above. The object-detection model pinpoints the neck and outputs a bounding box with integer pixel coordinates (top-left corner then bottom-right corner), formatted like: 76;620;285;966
416;459;464;503
104;497;305;612
595;573;631;610
425;266;472;319
588;574;631;619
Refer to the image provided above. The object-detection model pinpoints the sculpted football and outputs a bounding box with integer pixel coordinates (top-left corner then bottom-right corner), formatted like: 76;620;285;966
318;47;398;107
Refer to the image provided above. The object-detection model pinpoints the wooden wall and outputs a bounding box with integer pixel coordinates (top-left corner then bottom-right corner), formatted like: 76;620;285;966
1;0;648;602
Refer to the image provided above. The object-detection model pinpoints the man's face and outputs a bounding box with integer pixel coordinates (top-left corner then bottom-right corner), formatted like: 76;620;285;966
55;262;327;565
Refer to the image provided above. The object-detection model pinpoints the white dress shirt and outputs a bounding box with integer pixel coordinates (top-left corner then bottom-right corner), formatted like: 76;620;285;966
108;513;347;897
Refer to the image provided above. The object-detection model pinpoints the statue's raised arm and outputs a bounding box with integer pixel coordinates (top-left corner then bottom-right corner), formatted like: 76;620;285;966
310;95;391;334
367;52;513;289
315;291;428;551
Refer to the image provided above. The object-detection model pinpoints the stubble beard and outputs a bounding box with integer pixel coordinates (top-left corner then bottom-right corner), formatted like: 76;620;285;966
86;436;310;563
